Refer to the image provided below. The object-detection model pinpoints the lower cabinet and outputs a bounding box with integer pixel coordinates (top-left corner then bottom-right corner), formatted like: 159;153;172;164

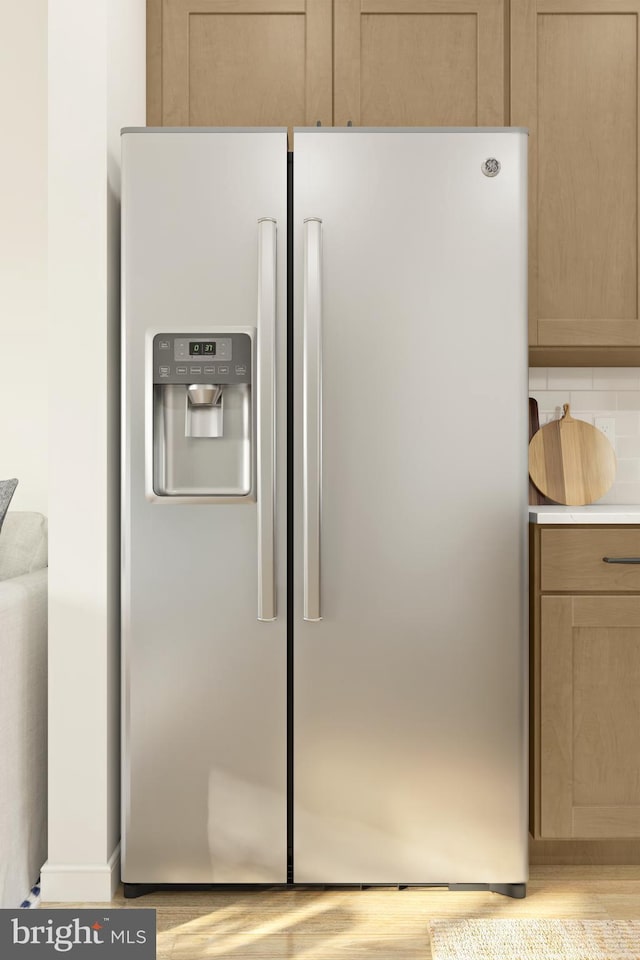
531;525;640;860
540;594;640;839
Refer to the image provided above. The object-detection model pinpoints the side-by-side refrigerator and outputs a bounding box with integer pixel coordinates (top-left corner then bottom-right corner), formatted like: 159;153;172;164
121;127;528;898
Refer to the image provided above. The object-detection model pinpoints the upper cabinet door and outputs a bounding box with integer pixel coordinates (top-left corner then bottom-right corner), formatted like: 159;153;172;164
148;0;332;141
334;0;506;126
512;0;640;349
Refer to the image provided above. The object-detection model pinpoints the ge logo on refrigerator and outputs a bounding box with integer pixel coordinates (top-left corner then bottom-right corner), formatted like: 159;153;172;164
482;158;501;178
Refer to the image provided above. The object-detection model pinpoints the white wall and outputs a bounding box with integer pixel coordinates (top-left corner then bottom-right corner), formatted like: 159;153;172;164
0;0;48;514
43;0;145;902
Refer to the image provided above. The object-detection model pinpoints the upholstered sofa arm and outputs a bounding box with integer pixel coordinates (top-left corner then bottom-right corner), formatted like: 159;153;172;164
0;568;47;907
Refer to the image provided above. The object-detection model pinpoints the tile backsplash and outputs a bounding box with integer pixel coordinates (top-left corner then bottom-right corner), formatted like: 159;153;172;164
529;368;640;504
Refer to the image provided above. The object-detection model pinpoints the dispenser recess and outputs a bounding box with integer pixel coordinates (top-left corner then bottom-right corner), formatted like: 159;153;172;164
152;331;254;499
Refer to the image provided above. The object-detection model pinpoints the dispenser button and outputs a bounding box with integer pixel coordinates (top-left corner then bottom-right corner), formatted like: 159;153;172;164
235;364;247;376
218;365;229;375
159;366;171;377
176;365;187;375
204;366;216;374
189;366;202;375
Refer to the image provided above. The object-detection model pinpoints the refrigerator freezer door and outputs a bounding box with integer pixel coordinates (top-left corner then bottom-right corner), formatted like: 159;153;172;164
293;129;528;885
122;129;288;883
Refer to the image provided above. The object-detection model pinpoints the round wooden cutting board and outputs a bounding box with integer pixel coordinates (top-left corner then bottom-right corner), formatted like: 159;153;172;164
528;404;617;506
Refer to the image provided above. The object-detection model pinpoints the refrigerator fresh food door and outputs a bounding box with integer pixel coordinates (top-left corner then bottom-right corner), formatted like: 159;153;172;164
122;129;288;883
293;128;528;885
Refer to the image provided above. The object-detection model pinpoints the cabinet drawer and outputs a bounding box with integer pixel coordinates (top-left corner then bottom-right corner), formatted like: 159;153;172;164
541;528;640;592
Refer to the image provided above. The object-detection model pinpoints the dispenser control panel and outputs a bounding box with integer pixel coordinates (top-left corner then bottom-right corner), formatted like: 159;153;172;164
153;333;252;384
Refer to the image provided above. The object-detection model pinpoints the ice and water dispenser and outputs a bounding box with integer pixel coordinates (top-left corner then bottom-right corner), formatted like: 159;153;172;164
152;332;254;497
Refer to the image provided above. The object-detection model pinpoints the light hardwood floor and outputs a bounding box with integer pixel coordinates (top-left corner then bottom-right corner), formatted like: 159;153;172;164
45;867;640;959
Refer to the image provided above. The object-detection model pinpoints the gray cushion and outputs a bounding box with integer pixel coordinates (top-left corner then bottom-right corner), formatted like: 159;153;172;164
0;478;18;532
0;512;48;582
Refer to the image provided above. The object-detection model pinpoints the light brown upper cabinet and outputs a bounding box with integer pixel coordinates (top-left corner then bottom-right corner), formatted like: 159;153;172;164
512;0;640;361
147;0;332;141
334;0;506;126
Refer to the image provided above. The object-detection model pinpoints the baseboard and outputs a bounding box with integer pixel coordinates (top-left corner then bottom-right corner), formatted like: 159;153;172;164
529;835;640;865
40;843;121;902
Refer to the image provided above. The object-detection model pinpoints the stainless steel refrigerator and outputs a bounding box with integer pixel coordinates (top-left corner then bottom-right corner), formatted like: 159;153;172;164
121;127;528;898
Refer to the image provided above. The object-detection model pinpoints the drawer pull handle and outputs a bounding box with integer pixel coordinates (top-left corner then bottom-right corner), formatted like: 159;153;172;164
602;557;640;564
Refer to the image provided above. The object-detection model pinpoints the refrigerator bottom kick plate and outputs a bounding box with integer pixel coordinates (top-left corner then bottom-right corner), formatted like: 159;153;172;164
123;881;526;899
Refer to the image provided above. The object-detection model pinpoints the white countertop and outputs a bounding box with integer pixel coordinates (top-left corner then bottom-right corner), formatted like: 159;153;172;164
530;505;640;524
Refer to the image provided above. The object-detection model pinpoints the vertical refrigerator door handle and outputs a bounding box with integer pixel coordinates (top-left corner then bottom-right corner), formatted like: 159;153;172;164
303;218;323;621
257;217;277;621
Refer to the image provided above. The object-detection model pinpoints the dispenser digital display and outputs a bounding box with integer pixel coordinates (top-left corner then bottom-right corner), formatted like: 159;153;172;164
189;341;217;356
